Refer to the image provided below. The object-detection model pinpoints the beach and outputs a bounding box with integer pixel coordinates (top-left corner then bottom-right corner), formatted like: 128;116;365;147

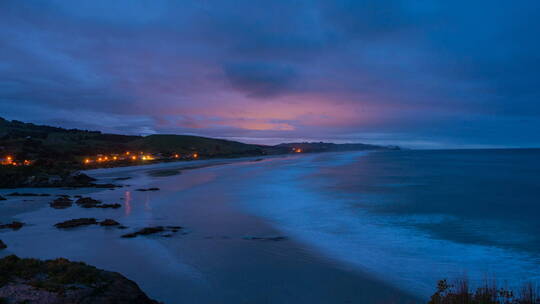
0;153;416;304
1;150;539;303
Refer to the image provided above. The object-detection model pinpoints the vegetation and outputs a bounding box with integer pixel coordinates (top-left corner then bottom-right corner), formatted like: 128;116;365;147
128;134;265;157
429;279;540;304
0;255;104;290
0;117;264;163
0;255;159;303
0;117;395;188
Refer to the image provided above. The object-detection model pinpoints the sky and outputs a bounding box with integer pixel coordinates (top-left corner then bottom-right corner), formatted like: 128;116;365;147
1;0;539;148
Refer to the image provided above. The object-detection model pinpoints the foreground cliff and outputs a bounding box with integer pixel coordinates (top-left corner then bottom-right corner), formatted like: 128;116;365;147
0;255;160;304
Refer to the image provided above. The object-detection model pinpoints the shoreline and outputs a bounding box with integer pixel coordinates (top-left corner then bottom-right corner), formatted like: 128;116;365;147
0;151;419;303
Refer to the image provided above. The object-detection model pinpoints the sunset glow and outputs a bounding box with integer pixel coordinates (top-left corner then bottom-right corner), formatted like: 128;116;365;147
1;1;538;148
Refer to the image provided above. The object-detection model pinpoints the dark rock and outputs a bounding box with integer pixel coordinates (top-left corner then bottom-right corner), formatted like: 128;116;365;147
63;172;97;187
135;187;160;192
95;203;122;209
100;219;120;226
0;221;25;230
50;197;73;209
54;218;98;229
0;171;99;189
114;177;132;181
120;226;183;239
56;194;70;198
74;195;82;198
7;192;50;197
0;240;6;249
94;183;121;189
121;226;165;238
0;255;160;303
0;195;6;201
120;232;138;238
75;197;121;209
75;197;102;208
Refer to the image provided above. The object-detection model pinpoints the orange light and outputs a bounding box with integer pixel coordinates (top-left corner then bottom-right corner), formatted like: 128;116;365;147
131;156;137;160
84;159;90;164
113;156;118;160
126;151;130;155
6;156;12;161
193;153;198;158
142;156;147;160
174;154;179;158
294;148;302;153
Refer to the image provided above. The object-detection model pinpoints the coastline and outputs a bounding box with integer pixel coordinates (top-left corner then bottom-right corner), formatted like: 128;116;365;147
0;151;418;303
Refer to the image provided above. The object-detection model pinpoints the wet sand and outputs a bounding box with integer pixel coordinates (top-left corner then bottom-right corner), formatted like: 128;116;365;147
0;155;418;304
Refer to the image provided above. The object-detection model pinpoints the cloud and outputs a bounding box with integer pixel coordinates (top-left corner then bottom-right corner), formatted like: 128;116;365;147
223;62;298;98
1;0;540;147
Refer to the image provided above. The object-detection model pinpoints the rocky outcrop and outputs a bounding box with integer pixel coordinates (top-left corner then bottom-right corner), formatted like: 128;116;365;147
99;219;120;227
135;188;160;192
0;240;6;249
7;192;50;197
75;197;121;209
19;172;96;188
121;226;182;238
0;255;160;304
75;197;102;208
54;218;98;229
50;197;73;209
0;171;120;189
121;227;165;238
94;203;121;209
0;222;25;230
0;195;6;201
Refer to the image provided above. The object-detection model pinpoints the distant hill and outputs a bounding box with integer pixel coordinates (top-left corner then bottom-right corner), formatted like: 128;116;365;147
274;142;399;153
0;117;396;167
0;117;397;187
0;117;264;163
128;134;264;157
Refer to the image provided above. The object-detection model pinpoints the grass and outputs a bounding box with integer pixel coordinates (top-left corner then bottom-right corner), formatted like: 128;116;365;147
0;255;106;291
429;278;540;304
128;134;264;156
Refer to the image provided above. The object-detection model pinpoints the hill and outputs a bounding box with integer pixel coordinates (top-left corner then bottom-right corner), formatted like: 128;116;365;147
0;117;264;164
0;117;140;161
128;134;264;157
0;117;396;188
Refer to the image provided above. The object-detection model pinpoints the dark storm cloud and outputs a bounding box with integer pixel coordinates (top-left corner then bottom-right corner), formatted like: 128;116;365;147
0;0;539;147
223;62;298;98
